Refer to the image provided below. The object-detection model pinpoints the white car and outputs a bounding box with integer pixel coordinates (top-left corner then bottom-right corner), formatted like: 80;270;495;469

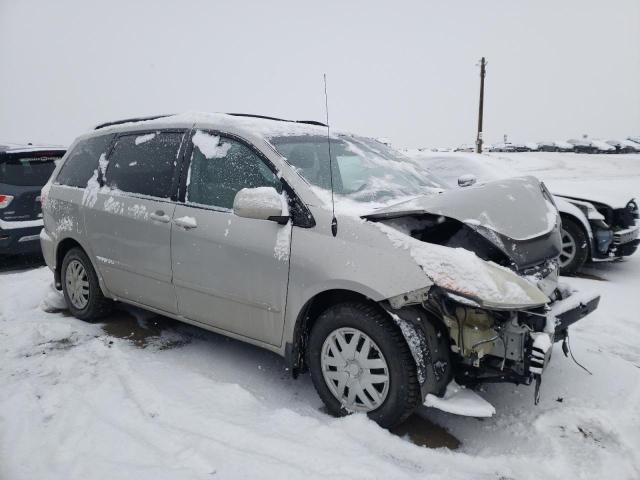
413;153;639;274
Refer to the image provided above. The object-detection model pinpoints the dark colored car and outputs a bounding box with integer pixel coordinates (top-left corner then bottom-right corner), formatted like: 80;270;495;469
0;145;66;255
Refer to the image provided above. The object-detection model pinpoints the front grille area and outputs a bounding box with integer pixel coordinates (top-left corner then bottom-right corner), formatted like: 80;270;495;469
613;226;639;245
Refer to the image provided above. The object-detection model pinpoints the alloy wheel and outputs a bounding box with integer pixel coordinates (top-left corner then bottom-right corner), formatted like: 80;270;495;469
559;228;577;269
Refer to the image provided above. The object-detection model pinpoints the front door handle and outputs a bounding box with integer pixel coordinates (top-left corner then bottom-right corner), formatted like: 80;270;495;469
174;216;198;230
150;210;171;223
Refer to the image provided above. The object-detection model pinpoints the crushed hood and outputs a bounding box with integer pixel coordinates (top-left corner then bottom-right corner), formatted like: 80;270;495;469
365;176;558;242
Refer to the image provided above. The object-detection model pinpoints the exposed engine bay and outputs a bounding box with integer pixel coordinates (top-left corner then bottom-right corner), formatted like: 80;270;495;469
387;279;599;414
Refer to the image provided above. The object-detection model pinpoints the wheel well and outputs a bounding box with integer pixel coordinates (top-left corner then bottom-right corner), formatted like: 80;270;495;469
54;238;84;289
287;289;384;377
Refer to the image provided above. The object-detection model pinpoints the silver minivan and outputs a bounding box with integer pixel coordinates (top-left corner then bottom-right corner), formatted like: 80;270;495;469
41;113;599;427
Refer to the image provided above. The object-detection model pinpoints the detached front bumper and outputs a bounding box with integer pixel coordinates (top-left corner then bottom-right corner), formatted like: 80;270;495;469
612;225;639;257
527;290;600;377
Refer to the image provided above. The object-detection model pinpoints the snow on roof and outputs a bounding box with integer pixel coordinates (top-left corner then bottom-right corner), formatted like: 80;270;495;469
92;112;333;140
553;140;574;149
590;139;615;151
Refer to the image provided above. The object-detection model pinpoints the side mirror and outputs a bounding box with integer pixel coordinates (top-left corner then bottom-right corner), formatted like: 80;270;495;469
458;174;477;187
233;187;288;223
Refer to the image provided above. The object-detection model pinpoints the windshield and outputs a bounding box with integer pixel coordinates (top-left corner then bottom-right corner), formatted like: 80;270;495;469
416;154;520;188
270;135;445;209
0;156;57;186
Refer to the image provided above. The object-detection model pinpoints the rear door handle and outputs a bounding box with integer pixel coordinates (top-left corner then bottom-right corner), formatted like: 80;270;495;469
174;216;198;230
150;210;171;223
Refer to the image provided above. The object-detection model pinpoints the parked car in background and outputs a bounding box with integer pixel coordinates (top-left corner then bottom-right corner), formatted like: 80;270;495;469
536;141;557;152
41;113;598;427
567;139;597;153
553;140;574;152
414;153;639;274
590;139;616;153
487;142;516;152
536;141;574;153
453;144;474;152
567;138;615;154
1;144;66;256
488;142;532;153
606;139;640;154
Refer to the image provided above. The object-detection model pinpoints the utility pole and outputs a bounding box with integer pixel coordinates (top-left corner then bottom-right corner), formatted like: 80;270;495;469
476;57;487;153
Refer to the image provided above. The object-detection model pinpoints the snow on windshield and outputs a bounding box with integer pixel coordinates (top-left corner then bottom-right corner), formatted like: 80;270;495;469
271;135;445;215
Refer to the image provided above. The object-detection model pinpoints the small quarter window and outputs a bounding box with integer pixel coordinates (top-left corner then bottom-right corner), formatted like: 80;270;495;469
56;134;114;187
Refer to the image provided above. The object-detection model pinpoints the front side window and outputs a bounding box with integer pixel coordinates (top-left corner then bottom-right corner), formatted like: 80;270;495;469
56;134;114;187
105;131;183;198
186;131;281;210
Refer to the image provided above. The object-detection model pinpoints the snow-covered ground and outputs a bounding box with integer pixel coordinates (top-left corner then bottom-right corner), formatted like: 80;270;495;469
1;154;639;480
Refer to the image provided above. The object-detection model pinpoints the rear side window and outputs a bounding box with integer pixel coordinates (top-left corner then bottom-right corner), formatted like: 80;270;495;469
105;131;184;198
186;131;281;210
1;157;57;186
56;134;115;187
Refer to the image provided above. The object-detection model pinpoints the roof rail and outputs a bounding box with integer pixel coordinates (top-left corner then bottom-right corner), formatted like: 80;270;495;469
94;114;174;130
94;113;328;131
227;113;327;127
227;113;288;122
296;120;328;127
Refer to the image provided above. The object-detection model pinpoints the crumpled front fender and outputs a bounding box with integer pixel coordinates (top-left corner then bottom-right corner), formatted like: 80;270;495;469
383;304;452;401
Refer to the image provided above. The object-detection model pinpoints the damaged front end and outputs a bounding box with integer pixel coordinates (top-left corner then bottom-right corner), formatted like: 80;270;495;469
370;177;601;415
386;286;599;416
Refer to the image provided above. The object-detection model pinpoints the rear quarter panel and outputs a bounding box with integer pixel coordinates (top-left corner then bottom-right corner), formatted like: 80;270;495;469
41;184;106;289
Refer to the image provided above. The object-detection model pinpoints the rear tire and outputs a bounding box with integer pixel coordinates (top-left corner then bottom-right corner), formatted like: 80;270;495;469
559;216;589;275
61;247;112;321
307;301;420;429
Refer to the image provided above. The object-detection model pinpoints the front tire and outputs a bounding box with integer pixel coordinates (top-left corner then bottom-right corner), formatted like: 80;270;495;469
559;216;589;275
61;247;112;321
307;302;420;429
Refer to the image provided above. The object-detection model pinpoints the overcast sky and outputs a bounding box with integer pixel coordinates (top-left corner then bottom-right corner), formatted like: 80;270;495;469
1;0;638;148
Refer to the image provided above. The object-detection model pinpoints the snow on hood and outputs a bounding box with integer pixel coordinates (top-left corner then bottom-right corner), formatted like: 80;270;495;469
376;223;549;308
547;179;635;209
366;176;558;242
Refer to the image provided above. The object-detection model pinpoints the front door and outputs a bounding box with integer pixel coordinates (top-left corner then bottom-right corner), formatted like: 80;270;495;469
171;130;291;346
85;130;186;314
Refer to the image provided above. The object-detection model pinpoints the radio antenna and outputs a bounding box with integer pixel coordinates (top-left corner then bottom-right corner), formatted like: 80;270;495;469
323;73;338;237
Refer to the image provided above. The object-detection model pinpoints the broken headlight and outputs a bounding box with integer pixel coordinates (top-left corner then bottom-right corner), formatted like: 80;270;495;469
443;260;549;311
566;198;606;222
